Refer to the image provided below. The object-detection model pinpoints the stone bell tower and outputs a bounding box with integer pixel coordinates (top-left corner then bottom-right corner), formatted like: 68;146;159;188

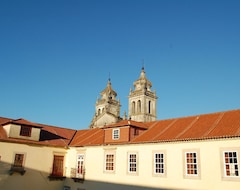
89;78;121;128
128;67;157;122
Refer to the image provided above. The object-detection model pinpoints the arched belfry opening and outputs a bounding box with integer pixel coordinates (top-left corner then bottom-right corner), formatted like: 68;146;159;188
128;67;158;122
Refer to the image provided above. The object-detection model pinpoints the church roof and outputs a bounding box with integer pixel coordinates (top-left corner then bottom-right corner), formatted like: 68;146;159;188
133;67;152;89
100;78;117;97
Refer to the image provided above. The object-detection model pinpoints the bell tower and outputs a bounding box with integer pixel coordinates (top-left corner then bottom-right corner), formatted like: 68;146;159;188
89;78;121;128
128;67;157;122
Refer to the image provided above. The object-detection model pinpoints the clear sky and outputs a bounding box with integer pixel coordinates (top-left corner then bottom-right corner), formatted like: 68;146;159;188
0;0;239;129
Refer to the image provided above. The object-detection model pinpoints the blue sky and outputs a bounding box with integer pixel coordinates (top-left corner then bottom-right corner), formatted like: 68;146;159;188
0;0;239;129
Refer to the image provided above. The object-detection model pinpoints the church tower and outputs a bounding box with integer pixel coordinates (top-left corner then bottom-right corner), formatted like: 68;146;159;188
128;67;157;122
89;78;121;128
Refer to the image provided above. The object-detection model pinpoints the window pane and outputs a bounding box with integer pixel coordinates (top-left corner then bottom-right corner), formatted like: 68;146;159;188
106;154;114;171
186;152;198;175
224;151;239;177
129;154;137;173
154;153;164;174
112;129;119;140
20;126;32;137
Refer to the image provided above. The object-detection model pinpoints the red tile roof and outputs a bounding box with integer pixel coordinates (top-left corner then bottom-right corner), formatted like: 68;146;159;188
1;109;240;147
0;117;76;147
132;109;240;143
103;120;149;129
69;128;104;146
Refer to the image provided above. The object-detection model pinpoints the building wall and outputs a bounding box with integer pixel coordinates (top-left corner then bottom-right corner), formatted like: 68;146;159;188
0;141;67;190
65;138;240;190
104;127;130;143
3;124;41;141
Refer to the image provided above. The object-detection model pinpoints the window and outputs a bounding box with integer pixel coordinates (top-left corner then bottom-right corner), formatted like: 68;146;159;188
51;155;64;177
154;153;164;174
224;151;239;177
132;101;135;114
137;100;141;113
185;152;198;176
134;128;139;136
112;129;120;140
77;154;84;176
128;153;138;174
105;153;115;171
20;125;32;137
148;101;151;114
13;154;24;167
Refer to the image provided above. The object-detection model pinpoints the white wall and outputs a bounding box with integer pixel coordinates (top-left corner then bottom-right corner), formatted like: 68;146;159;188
65;138;240;190
0;142;67;190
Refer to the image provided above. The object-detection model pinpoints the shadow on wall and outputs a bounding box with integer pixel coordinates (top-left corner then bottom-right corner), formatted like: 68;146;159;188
0;161;183;190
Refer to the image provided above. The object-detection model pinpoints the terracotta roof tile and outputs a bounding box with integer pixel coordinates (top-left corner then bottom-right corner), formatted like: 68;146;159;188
0;117;12;125
1;109;240;147
208;110;240;137
103;120;149;129
132;109;240;143
0;117;76;147
69;128;104;146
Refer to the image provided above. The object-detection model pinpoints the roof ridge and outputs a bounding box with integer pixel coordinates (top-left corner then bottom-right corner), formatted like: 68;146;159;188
158;109;240;122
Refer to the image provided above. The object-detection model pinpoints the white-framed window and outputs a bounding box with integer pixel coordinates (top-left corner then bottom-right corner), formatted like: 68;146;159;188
154;153;165;175
185;152;198;175
128;152;138;174
112;128;120;140
105;153;115;172
76;154;85;177
183;150;200;179
223;151;239;177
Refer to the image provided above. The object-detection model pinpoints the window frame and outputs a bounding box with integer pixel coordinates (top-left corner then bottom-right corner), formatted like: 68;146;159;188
104;152;115;173
152;150;166;177
127;152;138;175
112;128;120;140
183;149;200;179
76;154;85;177
220;148;240;181
20;125;32;137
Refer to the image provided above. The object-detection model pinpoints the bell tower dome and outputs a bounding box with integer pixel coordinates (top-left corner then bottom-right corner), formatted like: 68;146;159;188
128;67;157;122
89;78;121;128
